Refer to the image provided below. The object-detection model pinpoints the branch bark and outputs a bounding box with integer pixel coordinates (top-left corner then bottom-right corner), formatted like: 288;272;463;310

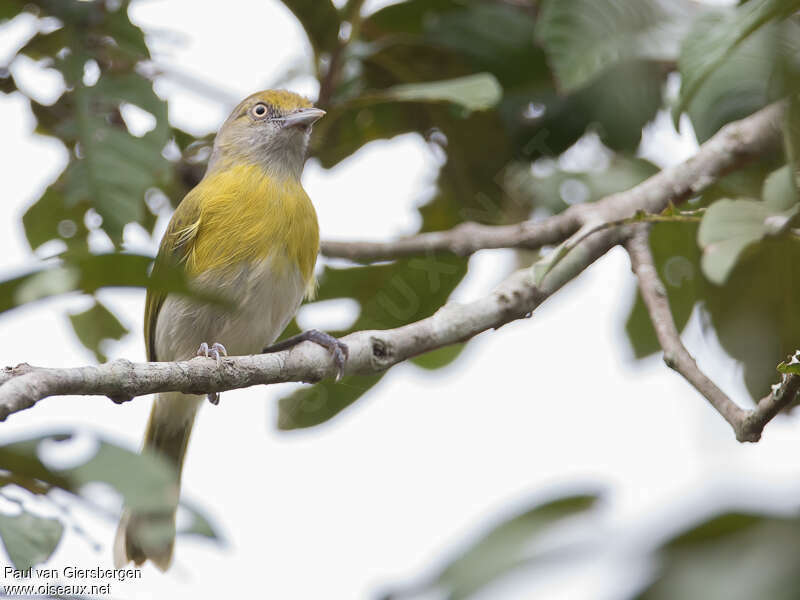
0;227;625;421
321;100;785;262
626;226;800;442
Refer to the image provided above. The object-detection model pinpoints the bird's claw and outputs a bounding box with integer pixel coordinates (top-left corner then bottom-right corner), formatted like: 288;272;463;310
196;342;227;405
197;342;228;365
263;329;349;382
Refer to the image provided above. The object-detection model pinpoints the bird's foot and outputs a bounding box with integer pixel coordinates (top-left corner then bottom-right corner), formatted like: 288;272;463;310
196;342;228;405
262;329;349;381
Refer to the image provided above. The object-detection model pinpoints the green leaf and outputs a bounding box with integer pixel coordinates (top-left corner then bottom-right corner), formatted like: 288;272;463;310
0;253;222;315
676;0;800;119
177;500;221;540
0;434;174;513
637;512;800;600
625;221;702;358
762;164;799;211
278;254;468;430
0;433;219;537
22;186;89;252
505;155;659;214
379;73;502;113
676;10;800;141
536;0;686;92
777;354;800;375
698;199;798;284
0;432;222;566
281;0;340;58
418;494;599;600
410;343;465;370
278;374;384;430
68;300;129;362
0;511;64;571
534;59;665;154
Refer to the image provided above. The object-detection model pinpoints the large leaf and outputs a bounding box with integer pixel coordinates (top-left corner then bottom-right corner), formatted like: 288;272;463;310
536;0;688;92
379;73;502;113
638;512;800;600
0;433;221;552
280;0;340;58
678;11;800;142
0;511;64;571
535;60;665;154
382;494;599;600
0;253;221;315
698;198;798;285
68;299;129;362
505;154;659;214
625;221;702;359
278;254;468;430
676;0;800;119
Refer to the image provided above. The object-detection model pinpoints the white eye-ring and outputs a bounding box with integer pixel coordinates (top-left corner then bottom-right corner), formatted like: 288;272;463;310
252;103;268;118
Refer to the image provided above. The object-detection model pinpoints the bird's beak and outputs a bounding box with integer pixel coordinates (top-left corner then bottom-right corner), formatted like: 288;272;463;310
279;107;326;128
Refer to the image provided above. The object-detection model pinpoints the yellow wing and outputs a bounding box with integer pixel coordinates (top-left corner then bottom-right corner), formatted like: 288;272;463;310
144;191;203;362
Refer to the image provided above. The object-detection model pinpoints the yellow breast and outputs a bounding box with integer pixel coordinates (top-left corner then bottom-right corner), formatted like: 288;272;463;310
180;162;319;293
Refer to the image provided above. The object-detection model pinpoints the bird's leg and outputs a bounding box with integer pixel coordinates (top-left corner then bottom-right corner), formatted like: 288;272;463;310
196;342;228;405
262;329;349;381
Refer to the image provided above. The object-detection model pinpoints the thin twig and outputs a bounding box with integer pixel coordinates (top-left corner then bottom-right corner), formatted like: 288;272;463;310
626;225;799;442
321;100;785;262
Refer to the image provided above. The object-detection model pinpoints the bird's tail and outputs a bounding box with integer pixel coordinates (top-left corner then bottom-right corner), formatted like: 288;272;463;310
114;392;202;571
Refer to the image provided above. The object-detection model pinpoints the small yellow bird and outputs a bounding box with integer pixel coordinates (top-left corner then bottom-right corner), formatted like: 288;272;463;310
114;90;346;570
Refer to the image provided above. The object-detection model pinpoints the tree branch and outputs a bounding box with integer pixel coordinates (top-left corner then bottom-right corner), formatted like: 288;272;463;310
321;100;785;263
0;227;626;421
625;225;800;442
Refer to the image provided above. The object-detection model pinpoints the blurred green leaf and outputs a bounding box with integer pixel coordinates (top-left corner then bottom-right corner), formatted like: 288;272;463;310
22;186;89;253
626;221;701;358
0;432;221;536
678;11;800;141
0;511;64;571
0;253;221;315
762;164;799;211
536;0;685;92
68;300;128;362
533;60;665;154
379;73;502;113
384;493;599;600
676;0;800;120
281;0;340;58
638;512;800;600
410;344;465;370
177;500;221;540
278;254;468;430
506;154;658;214
278;373;384;430
698;199;798;285
776;353;800;375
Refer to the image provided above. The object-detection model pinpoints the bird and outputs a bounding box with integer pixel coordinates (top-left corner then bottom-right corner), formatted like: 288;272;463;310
114;89;347;570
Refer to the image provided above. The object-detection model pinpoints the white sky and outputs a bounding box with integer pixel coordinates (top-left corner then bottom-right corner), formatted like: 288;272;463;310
1;1;799;599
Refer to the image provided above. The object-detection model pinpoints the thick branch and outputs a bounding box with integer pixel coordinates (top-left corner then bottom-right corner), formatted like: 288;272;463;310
321;101;785;262
626;226;799;442
0;227;625;421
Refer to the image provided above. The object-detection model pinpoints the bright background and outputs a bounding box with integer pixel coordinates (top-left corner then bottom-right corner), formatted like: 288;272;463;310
2;1;800;598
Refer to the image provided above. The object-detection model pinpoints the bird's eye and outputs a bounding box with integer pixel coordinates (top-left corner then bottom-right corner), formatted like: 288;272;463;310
252;103;268;118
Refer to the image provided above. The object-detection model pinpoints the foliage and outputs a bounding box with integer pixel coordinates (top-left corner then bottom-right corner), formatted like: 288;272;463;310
382;487;800;600
0;432;219;570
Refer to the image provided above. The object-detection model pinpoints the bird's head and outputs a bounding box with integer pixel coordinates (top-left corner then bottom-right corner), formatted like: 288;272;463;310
208;90;324;179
